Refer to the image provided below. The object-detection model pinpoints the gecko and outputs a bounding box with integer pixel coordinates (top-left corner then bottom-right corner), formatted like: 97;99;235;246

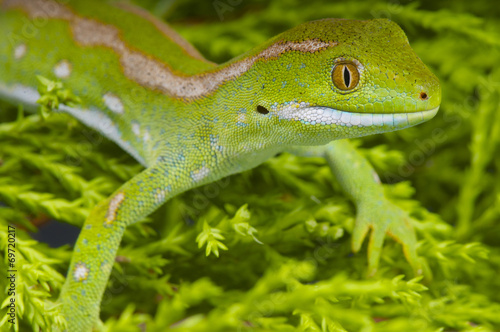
0;0;441;330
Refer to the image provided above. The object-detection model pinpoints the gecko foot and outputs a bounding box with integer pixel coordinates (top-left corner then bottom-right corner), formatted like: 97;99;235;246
351;197;422;276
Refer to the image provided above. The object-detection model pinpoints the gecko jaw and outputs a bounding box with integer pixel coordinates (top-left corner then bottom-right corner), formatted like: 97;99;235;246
277;103;439;129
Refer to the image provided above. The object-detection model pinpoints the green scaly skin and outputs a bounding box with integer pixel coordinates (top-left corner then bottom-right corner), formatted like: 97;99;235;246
0;0;441;330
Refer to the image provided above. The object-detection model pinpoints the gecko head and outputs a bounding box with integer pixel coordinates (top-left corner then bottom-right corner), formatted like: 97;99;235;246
243;18;441;146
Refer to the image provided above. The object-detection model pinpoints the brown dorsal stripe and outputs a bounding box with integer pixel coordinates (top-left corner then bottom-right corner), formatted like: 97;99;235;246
3;0;338;99
113;2;213;64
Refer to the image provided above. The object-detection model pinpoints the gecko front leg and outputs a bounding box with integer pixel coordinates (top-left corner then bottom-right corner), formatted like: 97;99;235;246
57;158;204;331
288;140;421;276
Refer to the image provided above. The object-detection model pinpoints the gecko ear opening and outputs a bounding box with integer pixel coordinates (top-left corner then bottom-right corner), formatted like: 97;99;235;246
256;105;269;115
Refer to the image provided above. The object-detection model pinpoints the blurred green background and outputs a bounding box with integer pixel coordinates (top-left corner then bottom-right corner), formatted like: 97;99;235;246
0;0;499;331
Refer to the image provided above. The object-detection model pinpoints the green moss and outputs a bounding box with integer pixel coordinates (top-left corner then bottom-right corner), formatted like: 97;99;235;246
1;0;500;331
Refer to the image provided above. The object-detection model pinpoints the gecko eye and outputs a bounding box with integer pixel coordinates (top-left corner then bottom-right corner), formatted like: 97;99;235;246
332;62;360;91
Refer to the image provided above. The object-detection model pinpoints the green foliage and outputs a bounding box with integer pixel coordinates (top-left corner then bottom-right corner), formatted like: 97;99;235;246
1;0;500;331
196;221;228;257
0;231;66;331
36;76;82;119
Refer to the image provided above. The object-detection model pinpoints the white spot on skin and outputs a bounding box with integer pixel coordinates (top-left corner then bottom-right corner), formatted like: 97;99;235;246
105;192;125;225
154;187;168;204
14;44;27;59
237;114;247;123
73;262;89;282
209;135;223;152
132;123;141;137
53;59;72;78
191;166;210;182
143;128;150;143
103;92;124;114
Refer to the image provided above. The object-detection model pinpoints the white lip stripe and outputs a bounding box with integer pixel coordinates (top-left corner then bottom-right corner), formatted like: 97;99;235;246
276;102;439;128
340;112;351;124
331;110;341;120
350;113;361;126
360;113;373;126
407;111;424;123
372;114;384;126
393;113;409;126
382;113;394;126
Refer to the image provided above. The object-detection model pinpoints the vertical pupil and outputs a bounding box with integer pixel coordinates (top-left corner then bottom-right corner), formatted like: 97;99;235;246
343;66;351;88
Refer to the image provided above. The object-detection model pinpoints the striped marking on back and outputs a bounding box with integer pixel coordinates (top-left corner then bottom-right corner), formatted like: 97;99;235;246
3;0;337;100
113;2;212;63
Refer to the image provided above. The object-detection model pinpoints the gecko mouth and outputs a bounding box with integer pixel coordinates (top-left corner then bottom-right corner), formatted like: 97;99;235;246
280;105;440;129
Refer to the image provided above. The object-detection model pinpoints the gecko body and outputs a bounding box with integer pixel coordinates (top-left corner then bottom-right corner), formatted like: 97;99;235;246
0;0;440;330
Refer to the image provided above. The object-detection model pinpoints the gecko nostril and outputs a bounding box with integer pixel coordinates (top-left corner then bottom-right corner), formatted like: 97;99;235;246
419;92;428;100
256;105;269;115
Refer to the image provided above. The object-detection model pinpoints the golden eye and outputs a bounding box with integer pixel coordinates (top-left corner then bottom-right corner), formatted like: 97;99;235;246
332;62;360;91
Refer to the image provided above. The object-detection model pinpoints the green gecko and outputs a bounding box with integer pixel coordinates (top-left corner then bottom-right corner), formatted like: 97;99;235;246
0;0;441;330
